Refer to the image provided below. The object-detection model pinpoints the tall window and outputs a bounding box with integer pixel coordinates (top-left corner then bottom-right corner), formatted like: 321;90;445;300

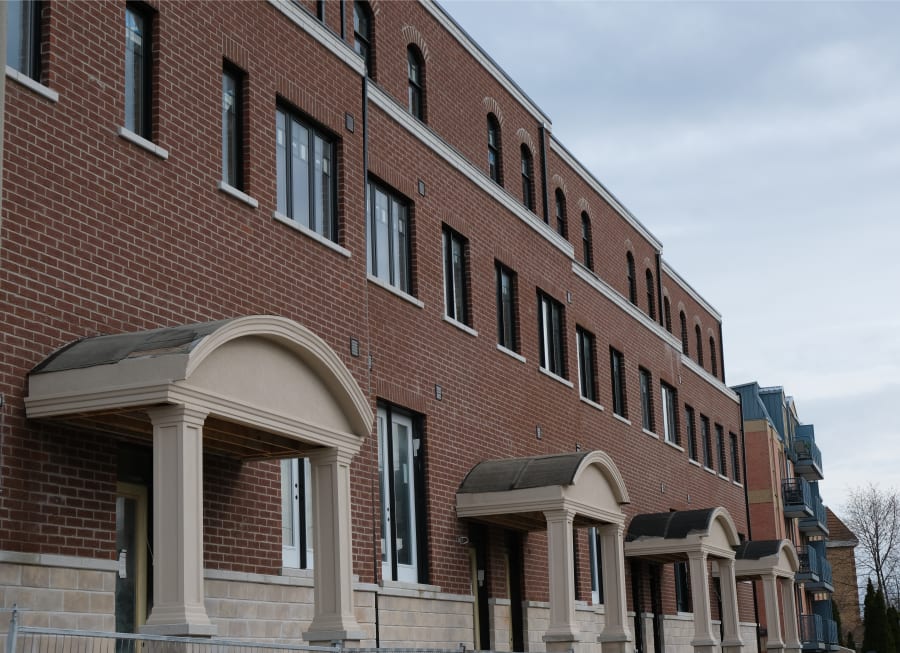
695;325;704;367
367;181;410;293
716;424;726;475
487;114;502;183
378;405;425;583
675;562;691;612
442;226;469;325
709;337;719;378
554;188;567;235
588;528;604;605
353;1;373;75
610;348;627;418
645;269;656;320
7;0;42;81
407;46;424;120
730;432;741;482
496;262;518;352
222;64;245;190
581;212;593;271
125;4;153;139
521;145;534;211
538;292;565;377
680;311;689;354
661;382;678;444
685;405;697;461
276;107;336;241
701;415;712;469
639;368;654;432
577;327;597;402
282;458;313;568
626;253;637;304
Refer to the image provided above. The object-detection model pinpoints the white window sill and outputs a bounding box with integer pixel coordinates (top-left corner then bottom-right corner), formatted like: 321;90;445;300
496;344;526;363
539;367;574;388
273;211;350;257
642;428;659;440
733;480;744;488
689;459;702;468
443;314;478;337
613;413;631;426
704;466;717;475
580;397;605;412
718;473;730;481
6;66;59;102
218;181;259;208
367;275;424;308
664;440;684;452
117;126;169;159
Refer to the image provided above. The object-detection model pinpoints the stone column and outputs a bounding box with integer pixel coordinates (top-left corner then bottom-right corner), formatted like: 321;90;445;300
761;574;784;652
718;558;744;653
542;508;578;652
142;405;216;636
780;576;802;653
304;447;364;645
597;522;631;653
687;551;715;653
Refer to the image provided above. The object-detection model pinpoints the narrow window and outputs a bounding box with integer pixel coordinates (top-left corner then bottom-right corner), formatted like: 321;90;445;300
442;226;469;326
709;336;719;378
222;63;245;190
588;527;604;605
663;297;672;333
316;0;325;20
645;269;656;319
521;145;534;211
496;262;518;352
674;562;691;612
554;188;567;235
281;458;313;568
639;368;654;432
695;325;704;367
537;292;565;377
730;432;741;482
125;3;153;139
276;106;337;241
610;348;627;418
487;114;502;183
661;382;678;444
407;46;424;120
366;181;411;293
577;327;597;402
626;253;637;304
7;0;42;81
685;405;697;461
680;311;689;354
353;1;373;76
701;415;712;469
581;212;593;271
716;424;726;475
378;405;425;583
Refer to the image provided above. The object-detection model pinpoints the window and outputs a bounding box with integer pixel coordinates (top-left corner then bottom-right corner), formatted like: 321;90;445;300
538;292;565;377
577;327;597;402
487;114;502;183
367;181;410;293
639;368;654;432
685;405;697;461
730;432;741;482
521;145;534;211
222;64;245;190
378;405;425;583
353;1;373;75
610;348;627;417
581;212;593;271
276;106;336;241
680;311;689;354
674;562;691;612
496;262;518;352
442;226;469;325
7;0;41;81
554;188;567;236
125;4;153;139
281;458;313;568
695;325;704;367
316;0;325;20
626;253;637;304
663;297;672;333
700;415;712;468
645;269;656;320
407;46;424;120
716;424;726;475
709;337;719;378
661;382;678;444
588;527;604;605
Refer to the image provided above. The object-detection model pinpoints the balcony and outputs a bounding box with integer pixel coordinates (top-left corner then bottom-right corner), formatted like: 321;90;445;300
805;557;834;594
801;613;825;651
793;427;824;481
799;495;829;537
783;478;814;518
796;545;821;583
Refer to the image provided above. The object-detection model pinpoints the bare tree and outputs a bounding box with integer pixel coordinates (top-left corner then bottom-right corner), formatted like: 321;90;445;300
844;483;900;606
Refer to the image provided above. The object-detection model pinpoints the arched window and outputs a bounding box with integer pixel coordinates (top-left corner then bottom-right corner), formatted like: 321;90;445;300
695;325;704;367
353;2;373;76
709;336;718;378
680;311;689;353
645;269;656;320
663;297;672;333
407;46;424;120
626;252;637;305
554;188;567;235
487;114;502;183
581;212;593;270
520;145;534;211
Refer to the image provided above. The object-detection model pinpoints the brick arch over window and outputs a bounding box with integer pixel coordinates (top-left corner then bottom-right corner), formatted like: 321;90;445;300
400;24;430;61
577;197;591;213
550;174;567;196
482;97;505;126
516;127;535;152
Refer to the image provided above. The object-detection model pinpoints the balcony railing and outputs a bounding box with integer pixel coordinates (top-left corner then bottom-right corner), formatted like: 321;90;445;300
800;613;825;650
825;617;838;647
796;545;821;582
799;495;829;536
783;478;814;518
793;431;824;481
806;557;834;594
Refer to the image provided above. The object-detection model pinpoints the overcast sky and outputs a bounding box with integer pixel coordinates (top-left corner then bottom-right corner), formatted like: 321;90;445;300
440;0;900;515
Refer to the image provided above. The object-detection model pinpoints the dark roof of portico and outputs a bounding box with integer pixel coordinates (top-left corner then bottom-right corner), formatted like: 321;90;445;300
626;508;719;541
457;452;590;494
734;540;783;560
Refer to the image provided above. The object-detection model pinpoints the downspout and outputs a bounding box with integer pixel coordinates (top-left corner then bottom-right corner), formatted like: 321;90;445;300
538;124;549;223
655;253;664;327
737;393;763;653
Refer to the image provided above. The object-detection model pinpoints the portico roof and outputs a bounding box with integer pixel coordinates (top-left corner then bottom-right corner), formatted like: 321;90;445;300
733;539;799;579
624;507;741;562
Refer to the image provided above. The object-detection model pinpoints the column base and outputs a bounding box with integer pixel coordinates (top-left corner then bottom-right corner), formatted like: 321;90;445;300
142;604;217;637
304;615;365;646
598;631;631;653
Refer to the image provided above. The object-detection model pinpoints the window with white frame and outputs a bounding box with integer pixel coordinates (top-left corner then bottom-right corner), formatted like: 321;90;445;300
661;382;678;444
281;458;313;569
537;291;565;377
367;181;411;293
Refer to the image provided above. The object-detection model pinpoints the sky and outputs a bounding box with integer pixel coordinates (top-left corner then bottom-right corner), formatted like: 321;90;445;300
439;0;900;515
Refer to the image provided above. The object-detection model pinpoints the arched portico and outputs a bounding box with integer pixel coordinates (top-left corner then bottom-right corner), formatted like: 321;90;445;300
25;316;372;642
456;451;632;653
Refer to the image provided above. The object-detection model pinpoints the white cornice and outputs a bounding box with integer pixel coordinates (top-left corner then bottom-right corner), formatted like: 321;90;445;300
551;138;662;251
680;355;739;402
368;85;573;257
662;259;722;321
267;0;365;75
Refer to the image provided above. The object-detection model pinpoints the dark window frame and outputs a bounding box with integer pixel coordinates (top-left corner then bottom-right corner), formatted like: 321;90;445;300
367;179;412;293
407;45;424;121
695;325;704;367
521;145;535;211
610;348;627;418
645;269;656;319
7;0;43;81
581;212;593;271
716;424;727;475
537;291;565;378
680;311;689;354
685;405;697;461
709;336;719;378
639;367;654;432
661;382;679;444
442;225;470;326
730;432;741;482
495;262;518;352
663;297;672;333
554;188;567;235
222;62;245;191
701;415;712;469
675;562;692;612
353;1;373;76
487;114;502;184
576;326;597;402
627;252;637;304
125;2;154;140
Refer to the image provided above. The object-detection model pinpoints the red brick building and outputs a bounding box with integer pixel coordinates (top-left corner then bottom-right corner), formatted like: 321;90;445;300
3;2;767;651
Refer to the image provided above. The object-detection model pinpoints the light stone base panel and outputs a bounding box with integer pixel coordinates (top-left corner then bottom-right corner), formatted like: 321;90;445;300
523;601;608;653
488;598;512;652
375;588;475;648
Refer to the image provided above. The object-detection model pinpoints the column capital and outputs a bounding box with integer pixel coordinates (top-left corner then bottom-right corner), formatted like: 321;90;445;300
307;445;355;467
147;403;209;427
543;507;576;524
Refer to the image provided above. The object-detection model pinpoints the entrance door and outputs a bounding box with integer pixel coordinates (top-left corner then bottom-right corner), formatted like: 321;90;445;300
506;533;525;652
115;483;149;633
